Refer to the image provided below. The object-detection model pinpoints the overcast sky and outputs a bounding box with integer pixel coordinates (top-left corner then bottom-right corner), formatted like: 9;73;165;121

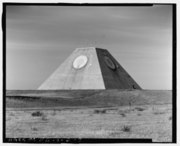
6;5;172;90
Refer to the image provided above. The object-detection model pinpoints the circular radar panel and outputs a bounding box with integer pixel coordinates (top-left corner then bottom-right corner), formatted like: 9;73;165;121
104;56;116;70
73;55;88;69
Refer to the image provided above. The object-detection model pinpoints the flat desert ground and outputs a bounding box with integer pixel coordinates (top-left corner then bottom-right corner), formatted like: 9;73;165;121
6;90;172;142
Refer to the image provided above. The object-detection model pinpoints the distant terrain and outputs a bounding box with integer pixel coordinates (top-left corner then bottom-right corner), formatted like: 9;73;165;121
6;90;172;142
6;89;171;108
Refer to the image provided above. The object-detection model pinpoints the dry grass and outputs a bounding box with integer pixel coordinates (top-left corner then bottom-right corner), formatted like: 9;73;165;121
41;114;48;121
51;109;57;116
5;90;172;142
6;104;172;142
6;90;172;108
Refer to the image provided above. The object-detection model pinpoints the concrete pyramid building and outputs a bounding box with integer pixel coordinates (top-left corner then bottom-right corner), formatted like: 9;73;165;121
38;47;141;90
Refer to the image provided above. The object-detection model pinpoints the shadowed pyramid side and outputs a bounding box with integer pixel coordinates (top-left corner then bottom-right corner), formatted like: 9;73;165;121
96;48;141;89
38;47;105;90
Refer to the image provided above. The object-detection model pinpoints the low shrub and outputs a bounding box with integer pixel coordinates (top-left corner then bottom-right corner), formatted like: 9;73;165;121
31;127;38;131
135;107;145;111
121;125;131;132
52;109;56;116
31;111;43;117
153;111;165;115
119;113;126;117
41;114;48;121
137;113;141;116
169;116;172;120
94;109;106;114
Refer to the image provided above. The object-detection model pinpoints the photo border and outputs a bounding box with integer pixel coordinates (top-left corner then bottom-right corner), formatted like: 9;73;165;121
2;2;177;143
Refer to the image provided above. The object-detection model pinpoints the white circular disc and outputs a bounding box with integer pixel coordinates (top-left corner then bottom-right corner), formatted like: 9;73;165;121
73;55;88;69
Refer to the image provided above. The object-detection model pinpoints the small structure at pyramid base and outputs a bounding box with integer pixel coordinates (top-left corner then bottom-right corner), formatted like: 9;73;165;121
38;47;141;90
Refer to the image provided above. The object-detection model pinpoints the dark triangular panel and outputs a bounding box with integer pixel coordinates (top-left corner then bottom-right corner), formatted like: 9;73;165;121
96;48;141;89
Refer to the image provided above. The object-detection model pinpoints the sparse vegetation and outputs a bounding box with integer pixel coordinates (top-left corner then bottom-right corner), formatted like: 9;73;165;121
137;113;141;116
89;114;93;116
9;112;15;116
169;116;172;120
52;109;56;116
119;113;126;117
31;111;48;121
41;114;48;121
121;125;131;132
128;95;136;108
31;111;43;117
6;117;11;121
135;107;146;111
109;131;121;137
31;127;38;131
153;111;165;115
94;109;106;114
6;90;172;142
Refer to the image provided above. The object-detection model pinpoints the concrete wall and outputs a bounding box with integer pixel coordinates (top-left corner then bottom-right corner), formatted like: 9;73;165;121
38;47;105;89
39;47;141;90
96;48;141;89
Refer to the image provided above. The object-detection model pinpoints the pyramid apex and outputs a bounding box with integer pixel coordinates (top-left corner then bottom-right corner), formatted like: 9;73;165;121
75;47;96;50
74;47;108;52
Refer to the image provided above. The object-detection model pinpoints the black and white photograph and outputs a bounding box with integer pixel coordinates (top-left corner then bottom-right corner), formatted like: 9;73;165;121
3;2;176;143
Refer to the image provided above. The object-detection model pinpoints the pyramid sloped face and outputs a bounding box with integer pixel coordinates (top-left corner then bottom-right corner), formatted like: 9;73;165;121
39;47;141;90
38;47;105;89
96;48;141;89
